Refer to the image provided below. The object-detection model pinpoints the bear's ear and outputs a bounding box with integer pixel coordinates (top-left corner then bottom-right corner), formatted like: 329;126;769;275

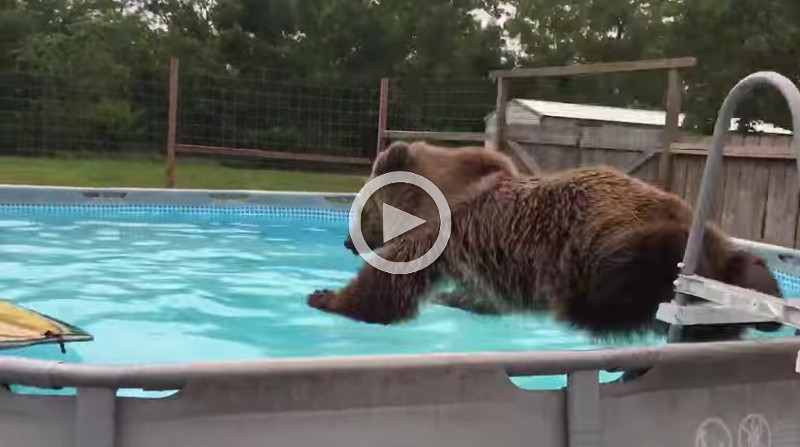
373;141;410;174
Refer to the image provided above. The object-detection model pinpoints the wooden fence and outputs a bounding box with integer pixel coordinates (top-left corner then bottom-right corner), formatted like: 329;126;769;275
164;57;373;188
507;126;800;248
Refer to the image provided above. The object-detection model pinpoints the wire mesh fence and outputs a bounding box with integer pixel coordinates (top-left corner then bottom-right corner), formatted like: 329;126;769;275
175;66;380;159
0;62;506;179
0;68;169;159
0;57;725;190
0;58;686;160
385;75;496;140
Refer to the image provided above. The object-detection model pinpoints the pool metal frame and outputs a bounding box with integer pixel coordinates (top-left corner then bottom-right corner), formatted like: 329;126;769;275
1;72;800;447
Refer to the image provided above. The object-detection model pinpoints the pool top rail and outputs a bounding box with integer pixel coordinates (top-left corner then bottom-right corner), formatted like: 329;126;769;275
0;337;798;390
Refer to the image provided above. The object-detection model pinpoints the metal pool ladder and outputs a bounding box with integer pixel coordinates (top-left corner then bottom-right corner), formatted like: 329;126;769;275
654;72;800;350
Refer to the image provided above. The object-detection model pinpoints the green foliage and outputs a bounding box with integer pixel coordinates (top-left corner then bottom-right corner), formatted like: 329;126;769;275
3;0;800;161
667;0;800;132
505;0;800;133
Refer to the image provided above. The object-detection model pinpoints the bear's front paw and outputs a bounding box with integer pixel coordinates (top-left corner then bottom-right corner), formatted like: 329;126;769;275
308;289;339;313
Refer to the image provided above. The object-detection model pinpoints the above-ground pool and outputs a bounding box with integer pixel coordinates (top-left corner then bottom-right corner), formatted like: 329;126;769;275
0;196;796;397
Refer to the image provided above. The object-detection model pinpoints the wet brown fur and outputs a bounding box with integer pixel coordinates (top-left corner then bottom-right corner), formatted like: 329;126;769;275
314;141;785;341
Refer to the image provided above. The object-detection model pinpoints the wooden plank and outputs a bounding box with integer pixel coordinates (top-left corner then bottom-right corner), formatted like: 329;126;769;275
166;56;179;188
764;162;799;247
506;127;793;158
527;145;578;172
670;155;690;203
577;126;659;152
510;126;581;148
768;134;793;147
683;157;708;209
176;144;373;165
719;162;744;236
506;140;542;175
672;134;794;154
732;160;770;240
489;57;697;79
646;155;661;183
376;78;389;154
579;146;602;167
625;151;659;176
670;144;796;159
743;135;761;147
708;160;728;225
384;130;488;143
582;147;641;171
635;154;661;184
493;78;510;151
658;68;682;190
728;134;744;146
753;160;772;240
684;159;702;208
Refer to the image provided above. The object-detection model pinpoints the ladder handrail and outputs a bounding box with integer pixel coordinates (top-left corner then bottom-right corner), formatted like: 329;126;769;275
669;72;800;342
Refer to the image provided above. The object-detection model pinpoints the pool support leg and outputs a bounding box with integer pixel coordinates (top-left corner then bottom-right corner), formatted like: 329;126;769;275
566;370;602;447
75;387;117;447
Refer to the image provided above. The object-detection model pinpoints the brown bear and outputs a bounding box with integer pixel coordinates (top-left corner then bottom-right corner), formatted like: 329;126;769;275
310;140;785;342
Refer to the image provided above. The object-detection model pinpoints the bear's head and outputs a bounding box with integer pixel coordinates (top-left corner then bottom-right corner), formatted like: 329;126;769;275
344;140;518;255
721;250;782;297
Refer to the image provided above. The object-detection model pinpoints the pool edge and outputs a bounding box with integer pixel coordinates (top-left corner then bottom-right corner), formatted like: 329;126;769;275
0;184;357;211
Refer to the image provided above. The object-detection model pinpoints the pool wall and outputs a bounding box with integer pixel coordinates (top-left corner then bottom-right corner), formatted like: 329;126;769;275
1;339;799;447
0;184;798;447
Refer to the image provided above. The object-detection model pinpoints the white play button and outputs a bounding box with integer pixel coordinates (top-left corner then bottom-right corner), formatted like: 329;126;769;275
382;203;426;243
348;171;451;275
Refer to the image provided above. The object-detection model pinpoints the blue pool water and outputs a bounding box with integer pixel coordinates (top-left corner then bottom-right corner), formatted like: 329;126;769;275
0;204;795;396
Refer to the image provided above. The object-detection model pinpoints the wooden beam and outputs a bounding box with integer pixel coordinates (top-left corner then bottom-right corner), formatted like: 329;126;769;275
492;77;509;151
489;57;697;79
658;68;683;190
506;140;542;175
384;130;488;143
384;127;796;160
166;57;179;188
376;78;389;154
176;144;373;165
670;145;797;160
625;151;659;175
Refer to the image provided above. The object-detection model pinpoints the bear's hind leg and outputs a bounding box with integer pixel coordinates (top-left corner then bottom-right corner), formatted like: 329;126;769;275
557;222;688;339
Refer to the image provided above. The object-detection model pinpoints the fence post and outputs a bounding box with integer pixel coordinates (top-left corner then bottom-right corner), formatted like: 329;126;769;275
492;77;509;151
376;77;389;155
659;68;682;190
166;57;179;188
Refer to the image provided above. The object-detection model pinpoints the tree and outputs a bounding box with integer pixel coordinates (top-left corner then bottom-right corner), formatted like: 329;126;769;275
667;0;800;133
501;0;680;110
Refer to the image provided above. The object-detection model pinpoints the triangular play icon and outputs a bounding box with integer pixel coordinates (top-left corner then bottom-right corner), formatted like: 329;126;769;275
382;203;426;243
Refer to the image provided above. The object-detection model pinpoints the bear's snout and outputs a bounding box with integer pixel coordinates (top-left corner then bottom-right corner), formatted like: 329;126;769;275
344;235;384;254
344;236;358;255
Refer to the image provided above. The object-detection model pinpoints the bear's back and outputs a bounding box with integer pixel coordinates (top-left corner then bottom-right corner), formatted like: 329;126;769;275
539;166;693;227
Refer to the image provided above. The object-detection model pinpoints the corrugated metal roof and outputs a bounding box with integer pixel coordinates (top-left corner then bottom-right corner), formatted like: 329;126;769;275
488;99;792;134
514;99;687;127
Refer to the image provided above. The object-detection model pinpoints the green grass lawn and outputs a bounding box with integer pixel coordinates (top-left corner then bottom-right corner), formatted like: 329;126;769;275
0;156;366;193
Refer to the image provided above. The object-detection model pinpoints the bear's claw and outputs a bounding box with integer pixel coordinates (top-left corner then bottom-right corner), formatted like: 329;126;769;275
308;289;337;312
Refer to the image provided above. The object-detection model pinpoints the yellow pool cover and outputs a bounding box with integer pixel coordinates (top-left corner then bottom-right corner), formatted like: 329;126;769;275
0;300;92;352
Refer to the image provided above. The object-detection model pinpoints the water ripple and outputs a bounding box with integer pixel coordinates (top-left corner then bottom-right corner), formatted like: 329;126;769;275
0;211;739;394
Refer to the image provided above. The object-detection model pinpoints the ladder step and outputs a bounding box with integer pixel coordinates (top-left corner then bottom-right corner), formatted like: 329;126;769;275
656;302;778;326
665;274;800;329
